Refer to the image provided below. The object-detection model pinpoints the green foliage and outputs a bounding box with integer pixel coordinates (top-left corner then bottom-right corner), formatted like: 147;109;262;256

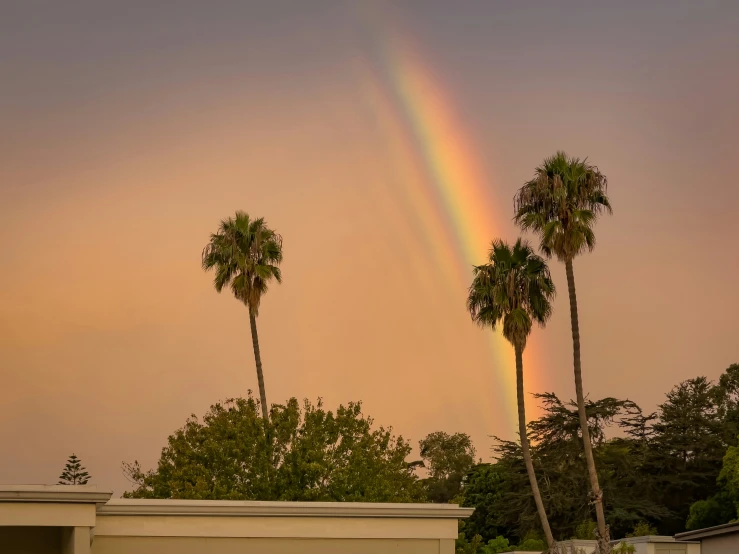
420;431;476;503
482;536;512;553
458;463;512;542
626;521;657;537
484;363;737;539
516;536;545;552
123;395;425;502
717;441;739;521
513;529;546;552
58;453;90;485
646;376;729;534
611;543;636;554
455;526;542;554
572;520;597;540
456;521;484;554
488;394;667;540
716;364;739;445
686;492;736;530
455;363;739;543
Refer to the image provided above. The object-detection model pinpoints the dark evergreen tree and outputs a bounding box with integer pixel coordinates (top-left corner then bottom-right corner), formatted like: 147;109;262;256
647;377;728;534
58;454;90;485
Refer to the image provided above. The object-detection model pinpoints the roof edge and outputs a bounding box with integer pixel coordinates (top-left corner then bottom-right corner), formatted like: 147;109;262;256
0;485;113;505
676;521;739;540
99;499;475;519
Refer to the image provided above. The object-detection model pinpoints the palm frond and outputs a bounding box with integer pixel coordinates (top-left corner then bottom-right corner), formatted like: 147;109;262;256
201;211;284;315
467;238;555;350
513;152;611;262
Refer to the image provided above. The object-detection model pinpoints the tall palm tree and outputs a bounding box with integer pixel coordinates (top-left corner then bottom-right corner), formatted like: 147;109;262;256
514;151;612;551
467;239;557;552
202;211;283;419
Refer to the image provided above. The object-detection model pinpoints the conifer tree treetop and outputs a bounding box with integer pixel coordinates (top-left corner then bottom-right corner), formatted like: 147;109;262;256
58;453;90;485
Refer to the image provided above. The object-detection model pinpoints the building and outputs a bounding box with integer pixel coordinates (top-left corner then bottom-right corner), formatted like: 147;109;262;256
611;535;701;554
0;485;473;554
675;522;739;554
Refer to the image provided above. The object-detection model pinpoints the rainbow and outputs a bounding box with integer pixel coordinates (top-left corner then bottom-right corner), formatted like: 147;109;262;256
349;22;537;426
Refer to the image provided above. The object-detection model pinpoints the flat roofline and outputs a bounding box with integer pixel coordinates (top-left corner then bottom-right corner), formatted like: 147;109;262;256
0;485;113;505
100;498;475;519
611;535;699;545
676;521;739;540
0;485;475;519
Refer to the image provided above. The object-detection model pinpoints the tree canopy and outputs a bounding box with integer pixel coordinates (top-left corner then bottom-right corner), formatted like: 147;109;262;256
119;364;739;553
455;363;739;551
419;431;477;504
123;395;424;502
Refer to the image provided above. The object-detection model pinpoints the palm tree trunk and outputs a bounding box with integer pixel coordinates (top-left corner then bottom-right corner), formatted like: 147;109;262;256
565;258;610;553
515;343;556;551
249;312;269;419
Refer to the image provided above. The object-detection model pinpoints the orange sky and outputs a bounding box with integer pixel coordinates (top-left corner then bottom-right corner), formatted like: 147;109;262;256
1;1;738;495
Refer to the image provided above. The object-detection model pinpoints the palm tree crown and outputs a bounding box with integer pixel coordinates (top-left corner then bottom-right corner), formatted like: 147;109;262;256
514;151;611;262
201;211;283;315
467;238;555;349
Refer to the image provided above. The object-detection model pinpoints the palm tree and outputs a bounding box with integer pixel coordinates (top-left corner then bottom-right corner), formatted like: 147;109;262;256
467;238;557;552
514;151;612;551
202;211;283;419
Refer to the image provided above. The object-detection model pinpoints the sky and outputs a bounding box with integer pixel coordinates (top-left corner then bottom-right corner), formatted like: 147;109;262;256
1;0;738;496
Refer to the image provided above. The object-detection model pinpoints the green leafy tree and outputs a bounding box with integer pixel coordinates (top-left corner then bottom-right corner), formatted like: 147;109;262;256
482;536;512;553
715;364;739;445
420;431;476;503
456;522;485;554
686;492;736;530
58;454;90;485
573;520;597;540
467;238;557;552
514;151;612;551
517;537;546;552
626;521;657;537
202;212;283;419
718;441;739;517
123;395;425;502
458;463;513;543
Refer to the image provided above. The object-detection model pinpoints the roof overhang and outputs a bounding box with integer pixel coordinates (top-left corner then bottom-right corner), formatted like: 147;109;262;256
676;521;739;540
99;498;474;518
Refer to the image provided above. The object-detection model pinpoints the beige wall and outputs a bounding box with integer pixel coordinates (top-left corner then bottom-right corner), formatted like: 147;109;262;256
0;487;468;554
686;543;701;554
92;537;450;554
62;527;90;554
654;544;687;554
92;510;459;554
93;513;459;539
0;503;95;527
0;526;61;554
700;534;739;554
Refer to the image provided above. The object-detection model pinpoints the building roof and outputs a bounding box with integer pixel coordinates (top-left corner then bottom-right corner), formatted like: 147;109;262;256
0;484;112;505
0;485;474;519
675;521;739;540
100;498;474;518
